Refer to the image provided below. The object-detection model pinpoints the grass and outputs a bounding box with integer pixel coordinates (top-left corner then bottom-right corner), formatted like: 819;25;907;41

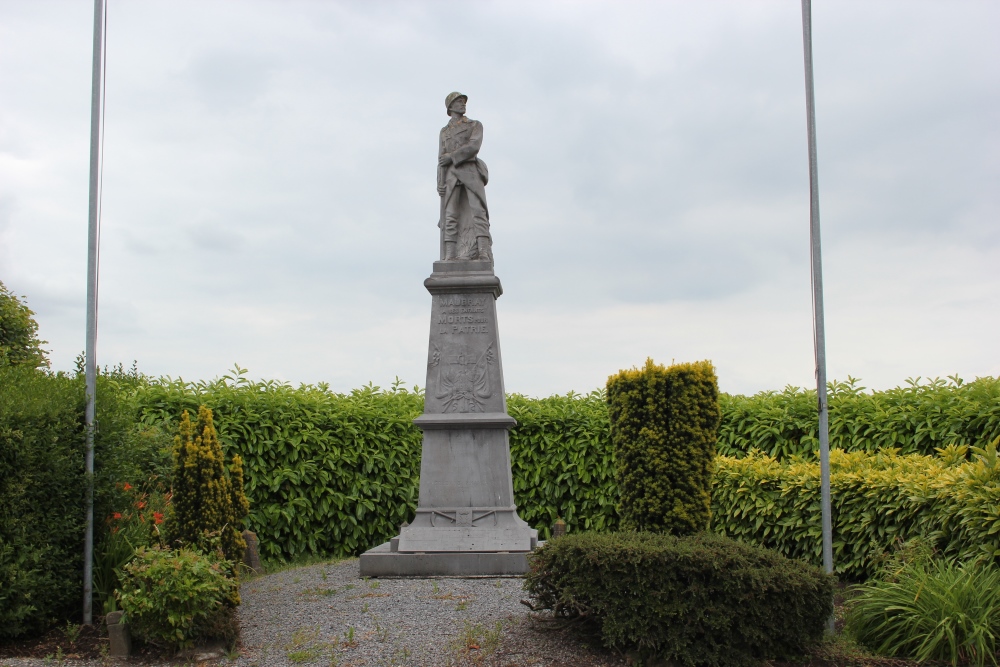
845;548;1000;667
449;620;505;662
284;627;325;664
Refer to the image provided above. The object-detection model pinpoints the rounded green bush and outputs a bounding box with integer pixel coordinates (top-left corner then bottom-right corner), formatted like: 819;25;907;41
525;531;833;667
117;546;238;650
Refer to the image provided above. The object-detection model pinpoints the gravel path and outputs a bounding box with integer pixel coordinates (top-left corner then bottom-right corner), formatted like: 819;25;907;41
1;558;625;667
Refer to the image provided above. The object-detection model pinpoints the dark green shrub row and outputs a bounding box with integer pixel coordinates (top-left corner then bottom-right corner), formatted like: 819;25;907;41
0;364;167;639
719;376;1000;460
524;531;833;667
713;445;1000;580
607;359;719;535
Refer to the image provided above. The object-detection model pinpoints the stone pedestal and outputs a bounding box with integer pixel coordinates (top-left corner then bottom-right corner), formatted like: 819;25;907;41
360;260;537;576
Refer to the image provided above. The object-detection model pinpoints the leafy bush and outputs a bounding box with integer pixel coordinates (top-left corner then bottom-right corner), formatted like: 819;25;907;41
164;406;248;561
93;480;171;614
135;372;425;561
719;376;1000;460
0;280;48;368
525;531;833;667
713;443;1000;580
117;546;239;650
846;546;1000;666
131;370;1000;567
0;366;86;638
606;359;720;535
0;362;169;639
508;391;617;538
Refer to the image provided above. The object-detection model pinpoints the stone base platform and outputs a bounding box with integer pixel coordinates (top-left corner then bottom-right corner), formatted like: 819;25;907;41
359;541;530;577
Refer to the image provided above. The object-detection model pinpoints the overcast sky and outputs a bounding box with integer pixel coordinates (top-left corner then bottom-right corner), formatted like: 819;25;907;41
1;1;997;397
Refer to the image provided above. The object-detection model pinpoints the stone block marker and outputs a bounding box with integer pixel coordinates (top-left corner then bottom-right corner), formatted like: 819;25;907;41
242;529;262;574
360;94;537;577
105;611;131;659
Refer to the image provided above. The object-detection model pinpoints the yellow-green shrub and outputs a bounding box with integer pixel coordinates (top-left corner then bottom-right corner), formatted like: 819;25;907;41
712;443;1000;580
165;406;248;561
607;359;720;535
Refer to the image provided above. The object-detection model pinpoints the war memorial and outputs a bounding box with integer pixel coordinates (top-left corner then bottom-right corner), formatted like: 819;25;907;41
359;93;538;576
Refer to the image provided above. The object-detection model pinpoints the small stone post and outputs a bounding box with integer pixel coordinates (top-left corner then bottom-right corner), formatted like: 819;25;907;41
105;611;131;658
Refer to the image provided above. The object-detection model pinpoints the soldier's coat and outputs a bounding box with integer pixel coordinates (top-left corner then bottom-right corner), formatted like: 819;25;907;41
438;115;490;223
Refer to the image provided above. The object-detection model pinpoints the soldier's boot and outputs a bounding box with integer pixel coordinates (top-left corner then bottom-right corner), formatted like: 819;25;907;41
444;241;457;261
476;237;493;263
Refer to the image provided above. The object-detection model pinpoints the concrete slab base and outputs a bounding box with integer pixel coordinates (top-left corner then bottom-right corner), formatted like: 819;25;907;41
359;541;530;577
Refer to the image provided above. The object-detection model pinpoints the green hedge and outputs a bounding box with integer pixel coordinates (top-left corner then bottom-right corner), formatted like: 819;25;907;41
712;446;1000;580
719;376;1000;460
525;531;833;667
131;373;1000;568
508;392;617;538
0;365;160;638
0;366;86;638
135;375;619;558
135;374;425;561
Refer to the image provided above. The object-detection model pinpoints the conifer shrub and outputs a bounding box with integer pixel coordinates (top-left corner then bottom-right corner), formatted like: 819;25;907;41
164;406;249;562
525;531;834;667
606;359;720;535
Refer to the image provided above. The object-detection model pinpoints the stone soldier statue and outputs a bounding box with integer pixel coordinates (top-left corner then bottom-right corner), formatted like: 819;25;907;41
437;92;493;263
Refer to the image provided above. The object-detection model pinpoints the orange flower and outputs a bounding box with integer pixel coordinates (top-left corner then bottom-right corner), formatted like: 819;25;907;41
113;512;122;520
136;501;146;509
153;512;164;525
123;483;133;491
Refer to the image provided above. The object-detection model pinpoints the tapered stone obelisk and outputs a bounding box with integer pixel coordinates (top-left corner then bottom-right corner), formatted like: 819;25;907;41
359;93;537;576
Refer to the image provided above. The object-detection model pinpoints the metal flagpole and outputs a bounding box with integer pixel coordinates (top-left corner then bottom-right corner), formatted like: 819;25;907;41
800;0;834;634
83;0;106;626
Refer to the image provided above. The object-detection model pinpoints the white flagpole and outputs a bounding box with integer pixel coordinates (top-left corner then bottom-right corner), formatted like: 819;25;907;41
800;0;834;633
83;0;105;626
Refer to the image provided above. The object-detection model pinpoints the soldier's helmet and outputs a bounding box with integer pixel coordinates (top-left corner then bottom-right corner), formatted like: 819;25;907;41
445;92;468;112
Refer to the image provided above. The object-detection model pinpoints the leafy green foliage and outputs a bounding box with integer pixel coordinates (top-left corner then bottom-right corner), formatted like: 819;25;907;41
507;391;617;538
607;359;720;535
713;442;1000;580
0;363;164;638
130;370;1000;566
0;280;48;369
719;376;1000;460
846;545;1000;666
164;406;248;561
93;480;171;614
117;546;239;650
0;366;85;638
525;531;834;667
135;371;425;561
